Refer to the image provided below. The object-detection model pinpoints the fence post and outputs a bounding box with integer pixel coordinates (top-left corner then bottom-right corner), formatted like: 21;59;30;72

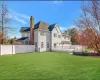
27;45;28;52
12;45;15;54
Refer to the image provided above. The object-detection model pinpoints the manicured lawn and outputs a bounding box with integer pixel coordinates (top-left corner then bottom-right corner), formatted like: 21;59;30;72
0;52;100;80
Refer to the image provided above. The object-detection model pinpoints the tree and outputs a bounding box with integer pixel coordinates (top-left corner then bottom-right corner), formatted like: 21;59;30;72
65;28;79;45
75;0;100;53
0;32;3;44
0;1;12;44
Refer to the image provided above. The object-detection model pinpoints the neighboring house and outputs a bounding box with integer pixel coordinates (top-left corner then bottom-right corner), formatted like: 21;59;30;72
17;16;71;52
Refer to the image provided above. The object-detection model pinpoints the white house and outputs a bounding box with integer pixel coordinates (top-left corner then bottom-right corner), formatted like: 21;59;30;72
17;16;71;52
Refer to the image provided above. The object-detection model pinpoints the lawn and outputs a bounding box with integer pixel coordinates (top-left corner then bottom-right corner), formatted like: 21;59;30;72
0;52;100;80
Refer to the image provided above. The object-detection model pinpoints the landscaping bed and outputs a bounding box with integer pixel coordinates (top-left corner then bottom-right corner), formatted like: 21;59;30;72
73;52;100;56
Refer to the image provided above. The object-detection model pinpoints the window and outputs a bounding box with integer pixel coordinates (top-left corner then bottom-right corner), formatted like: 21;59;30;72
25;41;28;44
54;43;56;48
22;32;26;37
24;33;27;37
64;36;66;39
47;42;49;48
41;42;44;48
54;33;57;37
35;42;37;47
68;37;70;40
58;35;61;38
40;31;46;36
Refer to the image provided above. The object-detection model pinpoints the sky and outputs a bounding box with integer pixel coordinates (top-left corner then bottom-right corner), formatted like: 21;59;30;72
6;1;82;38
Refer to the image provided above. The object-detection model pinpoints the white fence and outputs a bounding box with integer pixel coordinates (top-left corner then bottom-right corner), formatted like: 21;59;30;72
0;45;35;55
51;45;85;52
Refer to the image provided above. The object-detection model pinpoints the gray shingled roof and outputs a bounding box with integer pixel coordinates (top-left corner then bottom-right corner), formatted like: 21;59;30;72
17;37;28;41
20;27;30;32
20;21;50;32
36;21;49;31
49;24;56;31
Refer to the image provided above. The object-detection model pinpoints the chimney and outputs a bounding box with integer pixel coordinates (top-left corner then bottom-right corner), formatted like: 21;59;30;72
30;16;34;45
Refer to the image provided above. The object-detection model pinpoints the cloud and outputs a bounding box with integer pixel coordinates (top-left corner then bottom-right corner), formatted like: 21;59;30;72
10;9;30;20
8;9;30;24
13;15;27;24
8;12;27;24
59;25;77;31
68;25;76;29
51;1;64;12
53;1;63;4
59;26;66;31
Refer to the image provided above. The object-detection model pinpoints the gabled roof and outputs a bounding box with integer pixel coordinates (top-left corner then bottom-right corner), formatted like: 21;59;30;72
20;27;30;32
17;37;28;41
48;24;56;31
20;21;50;32
36;21;49;31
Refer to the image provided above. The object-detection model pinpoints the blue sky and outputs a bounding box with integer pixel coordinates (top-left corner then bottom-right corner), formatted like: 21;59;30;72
6;1;82;38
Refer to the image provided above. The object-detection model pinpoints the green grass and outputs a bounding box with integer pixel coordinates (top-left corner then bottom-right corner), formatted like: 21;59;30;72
0;52;100;80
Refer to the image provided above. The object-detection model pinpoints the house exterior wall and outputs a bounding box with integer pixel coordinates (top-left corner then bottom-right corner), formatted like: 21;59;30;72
51;25;62;48
62;36;70;42
46;31;51;51
50;25;71;51
38;30;47;52
34;30;39;51
24;38;29;45
20;24;72;52
34;30;50;52
21;32;30;38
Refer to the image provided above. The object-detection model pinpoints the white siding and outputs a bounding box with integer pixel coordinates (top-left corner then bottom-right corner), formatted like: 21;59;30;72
51;25;62;47
46;31;51;51
34;30;39;51
62;36;70;41
38;30;47;52
19;24;72;52
21;32;30;38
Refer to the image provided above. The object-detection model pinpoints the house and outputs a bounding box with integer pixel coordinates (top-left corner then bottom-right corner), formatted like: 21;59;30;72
17;16;71;52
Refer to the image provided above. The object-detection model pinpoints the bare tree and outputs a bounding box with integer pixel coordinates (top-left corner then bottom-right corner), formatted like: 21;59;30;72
0;1;13;44
75;0;100;53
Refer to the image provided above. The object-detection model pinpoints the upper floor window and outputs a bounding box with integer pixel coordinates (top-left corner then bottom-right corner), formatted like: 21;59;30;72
68;37;70;40
58;35;61;38
64;36;66;39
22;32;28;37
54;33;57;37
41;42;44;48
40;31;46;36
